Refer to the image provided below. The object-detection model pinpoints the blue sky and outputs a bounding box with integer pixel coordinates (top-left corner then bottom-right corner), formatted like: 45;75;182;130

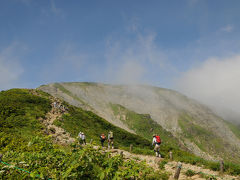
2;0;240;121
0;0;240;90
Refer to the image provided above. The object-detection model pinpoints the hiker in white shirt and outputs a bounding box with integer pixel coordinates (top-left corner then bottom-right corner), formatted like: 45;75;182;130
152;134;161;158
81;132;86;145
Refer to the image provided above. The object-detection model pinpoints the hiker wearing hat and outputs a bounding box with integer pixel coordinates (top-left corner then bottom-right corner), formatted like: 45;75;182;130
100;133;106;147
152;134;161;157
81;132;86;145
78;131;82;144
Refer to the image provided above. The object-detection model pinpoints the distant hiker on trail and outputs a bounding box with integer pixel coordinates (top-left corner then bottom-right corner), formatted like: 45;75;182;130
152;134;161;158
100;133;106;147
81;132;86;145
108;131;114;149
52;101;58;114
60;104;65;113
78;131;82;144
53;101;57;108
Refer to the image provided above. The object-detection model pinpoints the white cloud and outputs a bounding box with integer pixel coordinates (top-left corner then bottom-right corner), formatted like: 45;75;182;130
104;33;168;85
115;61;145;84
220;25;234;33
0;43;25;90
176;55;240;123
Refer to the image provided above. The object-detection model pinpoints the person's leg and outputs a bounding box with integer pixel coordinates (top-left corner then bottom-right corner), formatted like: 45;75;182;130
154;145;158;157
111;139;114;149
156;145;161;157
108;140;110;149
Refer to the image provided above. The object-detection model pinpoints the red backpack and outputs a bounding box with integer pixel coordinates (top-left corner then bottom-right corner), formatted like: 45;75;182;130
101;135;106;140
155;136;161;144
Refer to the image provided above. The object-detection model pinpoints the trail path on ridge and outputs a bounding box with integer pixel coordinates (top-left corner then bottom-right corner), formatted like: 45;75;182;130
31;90;75;144
105;148;239;180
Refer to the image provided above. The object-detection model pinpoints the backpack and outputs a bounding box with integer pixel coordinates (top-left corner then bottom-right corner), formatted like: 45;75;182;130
101;135;106;140
109;131;113;138
155;136;161;144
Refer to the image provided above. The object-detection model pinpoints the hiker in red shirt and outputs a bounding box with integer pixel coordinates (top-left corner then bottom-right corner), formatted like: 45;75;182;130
100;133;106;147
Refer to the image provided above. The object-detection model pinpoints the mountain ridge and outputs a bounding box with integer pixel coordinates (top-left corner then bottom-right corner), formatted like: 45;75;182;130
38;82;240;163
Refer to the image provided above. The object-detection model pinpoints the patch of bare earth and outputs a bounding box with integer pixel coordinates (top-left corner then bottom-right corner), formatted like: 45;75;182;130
31;90;75;145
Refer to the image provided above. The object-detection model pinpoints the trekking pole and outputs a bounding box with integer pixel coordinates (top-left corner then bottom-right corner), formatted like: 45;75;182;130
174;162;182;180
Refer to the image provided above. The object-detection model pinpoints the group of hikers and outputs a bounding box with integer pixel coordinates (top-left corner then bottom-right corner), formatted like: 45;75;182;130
78;131;114;149
77;130;162;157
52;100;68;114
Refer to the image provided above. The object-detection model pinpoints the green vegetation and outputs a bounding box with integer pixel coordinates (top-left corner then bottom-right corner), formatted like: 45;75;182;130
1;136;168;179
109;104;240;175
110;103;179;146
198;172;217;180
158;160;168;169
0;89;167;179
53;83;87;105
54;104;151;149
1;88;240;178
0;89;51;153
178;113;224;153
185;169;196;177
224;120;240;139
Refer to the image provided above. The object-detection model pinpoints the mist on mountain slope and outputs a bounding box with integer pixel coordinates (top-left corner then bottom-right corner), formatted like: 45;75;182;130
176;55;240;125
102;33;240;124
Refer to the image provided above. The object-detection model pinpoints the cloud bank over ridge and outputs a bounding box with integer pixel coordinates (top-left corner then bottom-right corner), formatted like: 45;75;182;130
176;55;240;123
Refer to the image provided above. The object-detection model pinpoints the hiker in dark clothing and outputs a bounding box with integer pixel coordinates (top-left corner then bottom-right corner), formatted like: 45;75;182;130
100;133;106;147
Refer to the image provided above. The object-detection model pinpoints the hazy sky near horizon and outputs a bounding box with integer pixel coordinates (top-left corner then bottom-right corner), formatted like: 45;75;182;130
1;0;240;121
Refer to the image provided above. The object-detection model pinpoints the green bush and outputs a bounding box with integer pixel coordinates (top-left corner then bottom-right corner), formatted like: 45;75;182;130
185;169;196;177
158;160;168;169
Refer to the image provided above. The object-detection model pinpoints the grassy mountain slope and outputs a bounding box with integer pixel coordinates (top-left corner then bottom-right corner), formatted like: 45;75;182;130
1;88;240;179
224;121;240;140
0;89;168;179
109;103;181;148
0;89;51;152
54;103;151;149
38;82;240;163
